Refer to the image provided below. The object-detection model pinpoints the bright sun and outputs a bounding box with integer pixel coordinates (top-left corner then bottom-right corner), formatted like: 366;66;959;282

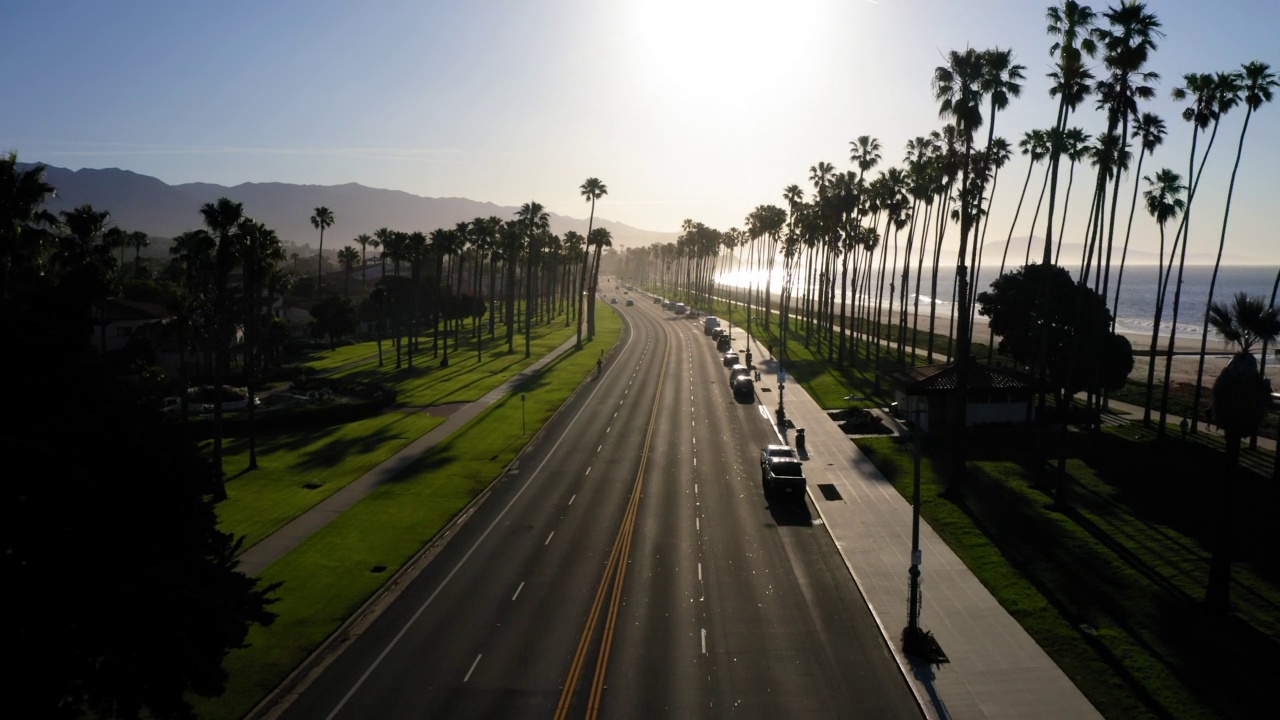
619;0;827;111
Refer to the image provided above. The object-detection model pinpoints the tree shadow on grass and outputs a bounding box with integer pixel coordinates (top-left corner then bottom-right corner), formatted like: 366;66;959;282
958;455;1280;718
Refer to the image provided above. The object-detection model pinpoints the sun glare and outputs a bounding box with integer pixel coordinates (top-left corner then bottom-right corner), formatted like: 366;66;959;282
619;0;826;112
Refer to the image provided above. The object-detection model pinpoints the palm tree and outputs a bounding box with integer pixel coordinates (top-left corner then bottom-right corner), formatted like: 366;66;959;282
1203;292;1280;613
354;233;374;290
57;205;116;353
588;226;613;332
1092;1;1162;308
1112;111;1167;329
236;218;284;471
402;230;430;369
199;198;245;499
127;230;149;277
0;154;58;301
310;206;334;292
516;202;550;357
1159;72;1236;436
1140;169;1185;424
579;178;607;346
1053;127;1093;264
373;226;394;279
337;246;360;297
1191;63;1276;419
1042;1;1098;265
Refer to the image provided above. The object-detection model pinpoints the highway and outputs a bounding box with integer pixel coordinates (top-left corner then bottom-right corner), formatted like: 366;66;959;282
276;287;920;719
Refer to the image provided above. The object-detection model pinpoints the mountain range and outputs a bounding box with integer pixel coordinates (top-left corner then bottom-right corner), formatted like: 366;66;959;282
19;163;1246;267
19;163;678;255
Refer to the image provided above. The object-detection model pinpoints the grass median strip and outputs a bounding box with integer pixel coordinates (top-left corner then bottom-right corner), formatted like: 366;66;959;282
196;306;621;720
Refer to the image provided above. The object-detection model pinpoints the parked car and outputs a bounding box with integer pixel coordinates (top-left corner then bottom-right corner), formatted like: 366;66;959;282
716;334;733;352
760;444;798;468
731;375;755;401
728;364;751;386
722;350;740;367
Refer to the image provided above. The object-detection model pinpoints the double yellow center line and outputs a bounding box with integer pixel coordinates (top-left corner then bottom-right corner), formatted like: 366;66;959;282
554;343;669;720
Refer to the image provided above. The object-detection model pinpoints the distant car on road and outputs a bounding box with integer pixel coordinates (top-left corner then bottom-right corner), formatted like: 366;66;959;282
611;297;618;304
625;299;634;306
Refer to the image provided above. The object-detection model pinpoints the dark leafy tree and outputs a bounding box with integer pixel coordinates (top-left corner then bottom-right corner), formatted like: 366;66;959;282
978;263;1133;409
2;172;277;718
308;293;359;349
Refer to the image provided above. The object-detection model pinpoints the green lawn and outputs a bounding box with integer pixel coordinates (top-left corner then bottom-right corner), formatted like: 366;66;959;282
215;412;445;549
195;305;622;720
217;316;591;549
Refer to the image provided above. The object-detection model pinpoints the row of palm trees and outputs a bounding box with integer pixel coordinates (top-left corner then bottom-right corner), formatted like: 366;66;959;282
630;1;1276;445
3;155;619;499
626;1;1277;613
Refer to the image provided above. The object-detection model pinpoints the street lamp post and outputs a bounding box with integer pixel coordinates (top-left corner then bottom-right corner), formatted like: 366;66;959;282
903;401;935;659
521;393;527;435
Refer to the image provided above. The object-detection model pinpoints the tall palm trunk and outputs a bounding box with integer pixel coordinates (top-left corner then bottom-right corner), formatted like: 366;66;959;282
1111;145;1151;333
1159;119;1222;436
1191;104;1258;426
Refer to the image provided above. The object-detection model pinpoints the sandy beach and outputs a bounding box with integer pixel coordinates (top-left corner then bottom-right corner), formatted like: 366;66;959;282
966;312;1247;389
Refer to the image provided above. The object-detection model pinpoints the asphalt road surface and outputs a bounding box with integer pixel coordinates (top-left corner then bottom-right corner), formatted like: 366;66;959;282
274;289;920;720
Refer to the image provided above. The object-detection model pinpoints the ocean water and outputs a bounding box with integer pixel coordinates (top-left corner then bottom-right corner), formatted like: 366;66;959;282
716;264;1280;343
970;264;1279;340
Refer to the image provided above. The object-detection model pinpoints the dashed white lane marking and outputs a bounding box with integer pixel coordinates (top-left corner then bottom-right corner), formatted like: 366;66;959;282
698;562;702;581
512;582;524;601
569;493;577;503
696;517;700;531
701;629;707;655
544;531;555;545
464;654;482;682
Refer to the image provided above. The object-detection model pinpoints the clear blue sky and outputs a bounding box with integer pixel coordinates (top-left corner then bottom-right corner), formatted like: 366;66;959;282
3;0;1277;263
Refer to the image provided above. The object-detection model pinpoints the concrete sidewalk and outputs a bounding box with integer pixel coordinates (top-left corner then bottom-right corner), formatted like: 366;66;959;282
234;336;581;577
727;322;1102;720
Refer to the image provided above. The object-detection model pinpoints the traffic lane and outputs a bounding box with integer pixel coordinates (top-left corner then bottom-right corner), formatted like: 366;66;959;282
602;316;919;718
592;301;709;717
277;307;665;719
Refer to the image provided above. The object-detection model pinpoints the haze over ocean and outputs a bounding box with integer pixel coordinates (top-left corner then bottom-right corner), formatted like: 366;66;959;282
716;264;1277;346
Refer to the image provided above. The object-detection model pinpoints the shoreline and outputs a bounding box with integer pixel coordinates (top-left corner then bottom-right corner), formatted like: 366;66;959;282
704;287;1264;390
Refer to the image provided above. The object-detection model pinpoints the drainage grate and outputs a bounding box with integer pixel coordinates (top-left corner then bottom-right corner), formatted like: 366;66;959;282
817;483;842;501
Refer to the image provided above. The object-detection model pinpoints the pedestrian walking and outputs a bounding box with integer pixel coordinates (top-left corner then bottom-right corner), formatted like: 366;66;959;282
1180;417;1189;441
1205;406;1213;430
